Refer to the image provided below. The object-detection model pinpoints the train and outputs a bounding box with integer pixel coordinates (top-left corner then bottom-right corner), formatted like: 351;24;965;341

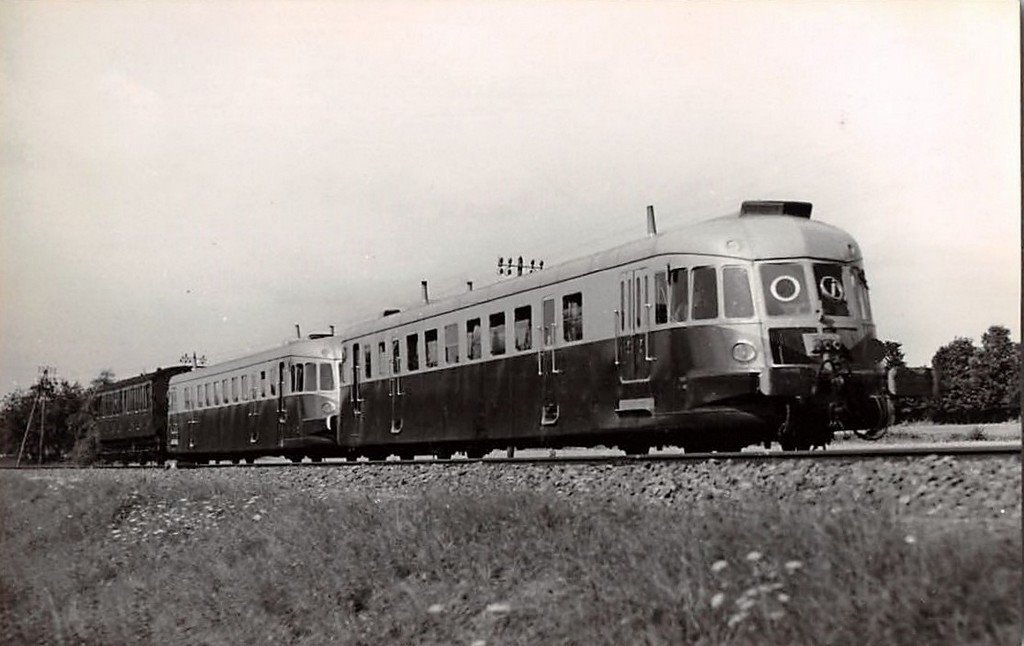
92;200;931;464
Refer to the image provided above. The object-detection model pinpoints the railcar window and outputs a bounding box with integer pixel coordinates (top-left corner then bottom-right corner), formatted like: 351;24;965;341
444;323;459;364
654;272;668;324
260;371;267;397
619;282;626;331
670;268;689;322
760;263;811;316
221;379;228;403
304;362;317;390
230;377;238;402
467;318;482;359
364;345;373;379
723;266;755;318
514;306;532;351
630;278;638;327
542;298;556;346
813;263;850;317
407;333;420;371
204;383;211;407
848;266;872;320
291;364;301;393
301;363;309;391
183;387;191;410
320;362;334;390
692;266;718;320
378;342;388;377
489;312;506;356
562;292;583;342
391;339;401;374
425;329;439;368
241;375;248;401
169;389;177;412
214;381;222;405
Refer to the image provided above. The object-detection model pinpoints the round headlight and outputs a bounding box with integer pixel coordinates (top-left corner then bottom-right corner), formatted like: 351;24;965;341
321;401;336;415
732;342;757;363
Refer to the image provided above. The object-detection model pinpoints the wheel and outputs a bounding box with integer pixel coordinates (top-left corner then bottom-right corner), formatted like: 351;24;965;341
465;449;486;460
398;452;415;462
622;444;650;456
310;456;323;463
434;450;452;460
288;456;303;464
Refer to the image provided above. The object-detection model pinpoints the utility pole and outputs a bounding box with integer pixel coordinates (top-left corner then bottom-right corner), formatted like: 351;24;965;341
16;366;54;467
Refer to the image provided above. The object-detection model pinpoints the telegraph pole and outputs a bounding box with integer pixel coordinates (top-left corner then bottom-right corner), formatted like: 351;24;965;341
16;366;54;467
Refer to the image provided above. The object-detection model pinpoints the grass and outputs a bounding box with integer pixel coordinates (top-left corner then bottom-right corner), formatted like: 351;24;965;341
0;472;1019;645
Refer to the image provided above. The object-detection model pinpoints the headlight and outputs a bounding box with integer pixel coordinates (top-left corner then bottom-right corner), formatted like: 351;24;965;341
321;401;336;415
732;342;757;363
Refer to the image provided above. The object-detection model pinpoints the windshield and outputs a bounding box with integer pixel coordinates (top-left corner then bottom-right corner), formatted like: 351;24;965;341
760;263;811;316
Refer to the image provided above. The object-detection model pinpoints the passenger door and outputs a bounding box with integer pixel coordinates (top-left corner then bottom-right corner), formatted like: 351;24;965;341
539;296;560;425
389;337;404;433
617;269;653;382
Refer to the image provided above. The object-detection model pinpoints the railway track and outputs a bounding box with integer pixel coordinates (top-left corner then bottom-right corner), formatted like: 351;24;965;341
2;442;1019;471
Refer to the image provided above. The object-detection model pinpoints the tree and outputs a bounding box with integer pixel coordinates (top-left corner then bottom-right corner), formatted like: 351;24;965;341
0;378;90;463
972;325;1020;421
91;369;116;389
931;337;986;423
881;341;906;370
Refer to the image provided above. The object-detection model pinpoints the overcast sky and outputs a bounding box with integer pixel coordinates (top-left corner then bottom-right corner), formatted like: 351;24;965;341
1;0;1018;390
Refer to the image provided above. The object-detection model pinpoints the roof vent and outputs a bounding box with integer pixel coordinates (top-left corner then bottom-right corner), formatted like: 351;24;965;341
740;201;812;218
382;308;401;317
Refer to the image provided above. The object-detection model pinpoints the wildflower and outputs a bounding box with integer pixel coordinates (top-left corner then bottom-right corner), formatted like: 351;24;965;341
784;560;803;573
471;641;487;646
904;535;917;545
427;604;444;614
745;551;762;562
710;592;726;609
485;602;511;614
252;514;262;522
777;593;790;604
736;597;756;611
711;560;729;573
768;610;786;621
727;611;748;627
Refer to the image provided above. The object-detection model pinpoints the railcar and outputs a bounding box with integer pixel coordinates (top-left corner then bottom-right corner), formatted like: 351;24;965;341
165;337;344;463
332;200;917;458
94;366;192;463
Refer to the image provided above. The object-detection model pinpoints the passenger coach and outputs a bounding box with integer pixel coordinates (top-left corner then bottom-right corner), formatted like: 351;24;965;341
166;337;344;463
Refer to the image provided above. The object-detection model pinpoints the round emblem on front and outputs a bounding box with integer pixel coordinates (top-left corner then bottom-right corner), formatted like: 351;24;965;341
819;275;845;300
769;275;801;302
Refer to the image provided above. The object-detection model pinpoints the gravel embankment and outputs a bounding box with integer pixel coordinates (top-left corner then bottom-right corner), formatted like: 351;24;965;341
17;454;1020;523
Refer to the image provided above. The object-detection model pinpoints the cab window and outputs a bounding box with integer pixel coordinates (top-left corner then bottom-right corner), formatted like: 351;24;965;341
320;362;334;390
466;318;482;360
670;268;688;322
813;263;850;317
407;333;420;371
692;266;718;320
723;266;754;318
761;263;811;316
489;312;506;356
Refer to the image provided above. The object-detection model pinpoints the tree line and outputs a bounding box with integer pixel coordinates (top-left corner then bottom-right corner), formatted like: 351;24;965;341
885;324;1020;424
0;326;1019;462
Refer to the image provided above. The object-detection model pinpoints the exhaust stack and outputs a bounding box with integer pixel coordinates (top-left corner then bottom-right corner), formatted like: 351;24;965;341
646;205;657;236
421;280;430;304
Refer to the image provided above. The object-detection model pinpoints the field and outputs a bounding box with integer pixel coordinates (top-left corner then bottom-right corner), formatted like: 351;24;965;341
0;452;1019;645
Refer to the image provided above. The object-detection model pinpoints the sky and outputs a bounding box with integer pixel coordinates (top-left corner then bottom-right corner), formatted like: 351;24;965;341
0;0;1019;391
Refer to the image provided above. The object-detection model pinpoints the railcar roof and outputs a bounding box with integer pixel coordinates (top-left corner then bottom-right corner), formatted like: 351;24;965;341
169;337;344;385
337;210;862;340
97;365;192;393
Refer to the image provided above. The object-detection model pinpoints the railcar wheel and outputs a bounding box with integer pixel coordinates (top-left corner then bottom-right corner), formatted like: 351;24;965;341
622;444;650;456
288;456;303;464
465;449;486;460
310;456;323;463
434;450;452;460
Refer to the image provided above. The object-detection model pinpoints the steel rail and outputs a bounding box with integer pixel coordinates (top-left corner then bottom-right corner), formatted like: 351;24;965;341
2;442;1018;471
